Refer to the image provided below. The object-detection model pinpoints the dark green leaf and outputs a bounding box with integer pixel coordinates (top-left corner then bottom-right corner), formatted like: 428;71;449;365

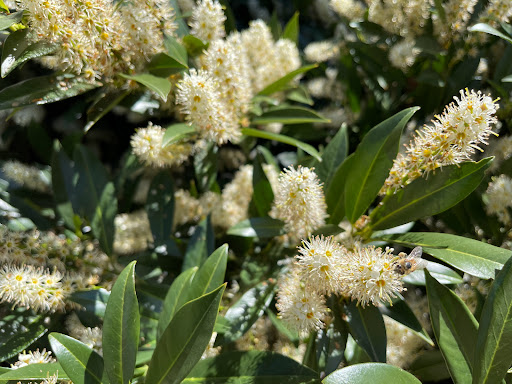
251;155;275;217
158;267;198;339
344;301;386;363
312;224;344;237
85;89;130;132
162;123;196;147
51;145;76;229
103;261;140;384
146;284;225;384
409;350;451;383
384;232;511;279
469;23;512;44
49;333;108;384
215;281;275;345
473;256;512;384
194;142;218;193
69;289;110;318
322;363;421;384
433;0;446;22
0;313;47;362
148;52;188;77
146;171;174;247
1;29;58;78
316;320;348;376
242;128;321;161
326;154;355;225
0;11;22;31
282;12;299;44
252;106;329;125
257;65;317;96
119;73;171;101
370;158;493;230
0;73;100;110
227;217;286;238
91;181;117;256
266;309;300;345
182;216;214;271
0;363;70;383
313;124;349;188
425;271;478;383
188;244;228;299
344;107;419;223
183;351;320;384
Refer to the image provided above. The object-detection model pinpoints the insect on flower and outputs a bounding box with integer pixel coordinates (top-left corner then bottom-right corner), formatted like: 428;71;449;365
394;246;427;276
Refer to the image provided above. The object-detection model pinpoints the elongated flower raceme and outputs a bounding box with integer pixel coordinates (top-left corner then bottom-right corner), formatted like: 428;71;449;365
484;174;512;225
189;0;226;41
382;89;499;194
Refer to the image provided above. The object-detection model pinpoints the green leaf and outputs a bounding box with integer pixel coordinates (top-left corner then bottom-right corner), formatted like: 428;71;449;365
146;284;226;384
242;127;321;161
119;73;171;101
469;23;512;44
146;171;174;247
103;261;140;384
215;281;276;345
158;267;198;340
313;124;349;188
322;363;421;384
282;12;299;44
409;350;451;383
433;0;446;21
344;107;419;223
188;244;228;299
162;123;196;147
51;144;75;230
316;314;348;376
252;106;329;125
91;181;117;256
502;74;512;82
384;232;511;279
287;86;314;105
1;29;58;78
473;256;512;384
85;89;130;132
326;154;355;225
227;217;286;238
0;11;22;30
401;260;463;285
69;288;110;318
266;309;300;345
49;333;108;384
0;363;70;383
148;52;188;77
182;216;214;271
194;142;218;193
344;301;387;363
370;158;493;230
258;65;317;96
182;34;208;57
379;300;433;345
425;270;478;384
183;350;320;384
0;73;100;110
251;155;275;217
0;313;47;363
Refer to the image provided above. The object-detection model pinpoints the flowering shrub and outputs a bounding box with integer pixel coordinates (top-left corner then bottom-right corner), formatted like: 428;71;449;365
0;0;512;383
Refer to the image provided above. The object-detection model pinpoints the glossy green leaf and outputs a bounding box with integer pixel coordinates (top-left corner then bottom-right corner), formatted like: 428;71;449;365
164;34;188;66
146;284;225;384
344;107;419;223
0;313;47;362
370;158;493;230
312;224;344;237
0;363;70;383
148;52;188;77
0;73;100;110
379;300;433;345
103;261;140;384
69;288;110;318
182;34;208;56
252;106;329;125
282;12;299;44
188;244;228;299
157;267;198;339
316;315;348;376
1;29;58;78
322;363;421;384
242;128;321;161
0;11;22;30
313;124;348;188
344;301;386;363
287;86;314;105
183;351;320;384
425;271;478;383
227;217;286;238
251;155;275;217
91;181;117;256
384;232;511;279
469;23;512;44
402;260;463;285
473;256;512;384
326;154;355;225
49;333;108;384
194;142;218;192
257;65;317;96
182;216;214;271
266;309;300;345
162;123;196;147
409;350;451;383
215;281;275;345
51;144;76;229
146;171;174;247
85;89;130;132
119;73;171;101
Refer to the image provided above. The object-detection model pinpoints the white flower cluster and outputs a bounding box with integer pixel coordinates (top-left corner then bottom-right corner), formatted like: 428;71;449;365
114;210;153;255
130;122;194;168
304;40;340;63
484;174;512;225
433;0;478;47
11;349;55;369
330;0;366;20
385;317;426;368
190;0;226;41
389;39;420;71
270;166;327;242
2;160;51;193
276;236;406;334
66;312;103;354
17;0;177;81
383;89;499;194
175;189;219;227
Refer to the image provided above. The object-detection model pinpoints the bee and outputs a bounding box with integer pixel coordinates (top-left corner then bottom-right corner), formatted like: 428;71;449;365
394;246;428;276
